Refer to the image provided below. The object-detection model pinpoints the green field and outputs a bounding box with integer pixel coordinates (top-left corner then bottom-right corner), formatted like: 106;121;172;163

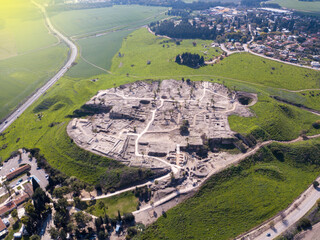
49;5;168;37
111;28;320;91
0;0;69;120
0;44;68;120
1;28;320;183
81;192;139;218
136;139;320;240
69;29;132;78
49;5;168;78
0;0;59;60
229;93;320;141
268;0;320;14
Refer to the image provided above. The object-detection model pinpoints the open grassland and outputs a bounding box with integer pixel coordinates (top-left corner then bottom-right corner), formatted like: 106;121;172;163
268;0;320;15
111;28;320;91
228;93;320;141
0;44;68;120
0;0;59;60
136;139;320;240
82;192;139;218
49;5;168;37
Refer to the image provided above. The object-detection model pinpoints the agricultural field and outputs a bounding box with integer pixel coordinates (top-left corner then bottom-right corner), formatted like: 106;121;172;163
69;29;132;78
111;28;320;91
48;5;168;37
268;0;320;15
0;44;68;120
136;139;320;240
0;0;59;60
49;5;168;77
0;0;68;120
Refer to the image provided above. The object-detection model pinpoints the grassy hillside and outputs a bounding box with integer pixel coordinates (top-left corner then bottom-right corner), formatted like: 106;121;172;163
136;139;320;240
0;72;159;188
229;94;320;141
1;26;319;188
111;28;320;91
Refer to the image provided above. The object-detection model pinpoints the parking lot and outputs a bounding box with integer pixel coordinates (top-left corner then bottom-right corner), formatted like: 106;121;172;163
0;149;48;195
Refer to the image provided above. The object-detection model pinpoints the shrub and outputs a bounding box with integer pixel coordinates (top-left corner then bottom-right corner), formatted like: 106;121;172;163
312;120;320;129
296;218;311;231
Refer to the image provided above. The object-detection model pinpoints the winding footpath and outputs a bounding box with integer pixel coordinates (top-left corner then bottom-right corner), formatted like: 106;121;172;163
0;1;78;134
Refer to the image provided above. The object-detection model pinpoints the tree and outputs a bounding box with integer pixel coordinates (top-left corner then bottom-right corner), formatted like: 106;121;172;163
11;209;19;221
98;201;108;218
118;210;122;221
98;230;106;240
49;227;59;239
175;55;181;64
2;181;11;197
313;181;319;188
123;213;135;224
30;235;41;240
33;188;50;215
74;211;92;227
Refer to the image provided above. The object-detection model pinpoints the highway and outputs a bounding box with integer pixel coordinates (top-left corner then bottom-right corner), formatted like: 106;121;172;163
0;1;77;134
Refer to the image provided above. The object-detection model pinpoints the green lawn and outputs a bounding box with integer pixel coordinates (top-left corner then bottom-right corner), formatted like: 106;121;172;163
111;28;320;91
83;192;139;218
136;139;320;240
49;5;168;37
0;44;68;120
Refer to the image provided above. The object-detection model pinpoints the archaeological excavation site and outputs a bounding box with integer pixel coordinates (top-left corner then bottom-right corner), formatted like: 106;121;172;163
67;79;257;183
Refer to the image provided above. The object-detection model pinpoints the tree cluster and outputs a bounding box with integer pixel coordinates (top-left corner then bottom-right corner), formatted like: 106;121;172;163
152;20;219;40
176;53;205;69
22;188;51;235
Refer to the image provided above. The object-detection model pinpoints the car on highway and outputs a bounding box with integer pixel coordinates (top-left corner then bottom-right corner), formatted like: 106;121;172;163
266;233;271;237
45;174;49;179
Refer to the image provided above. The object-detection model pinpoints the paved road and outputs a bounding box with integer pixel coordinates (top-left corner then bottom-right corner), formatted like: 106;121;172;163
0;1;77;134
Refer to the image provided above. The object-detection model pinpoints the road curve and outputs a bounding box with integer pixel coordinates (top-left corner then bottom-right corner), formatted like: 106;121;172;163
0;1;78;134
